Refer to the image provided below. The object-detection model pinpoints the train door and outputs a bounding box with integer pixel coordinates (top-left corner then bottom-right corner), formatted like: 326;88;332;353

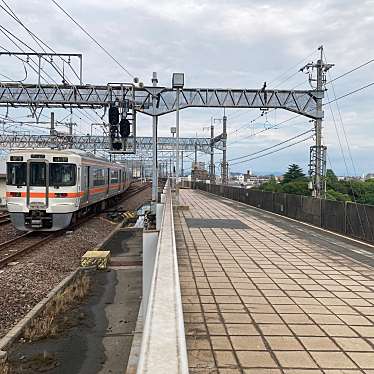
107;168;110;195
81;166;90;203
27;159;49;210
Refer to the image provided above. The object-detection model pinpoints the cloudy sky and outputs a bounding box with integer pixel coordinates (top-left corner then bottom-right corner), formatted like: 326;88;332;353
0;0;373;176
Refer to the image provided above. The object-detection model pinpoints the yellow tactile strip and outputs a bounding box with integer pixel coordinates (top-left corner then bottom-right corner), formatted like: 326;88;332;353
175;189;374;374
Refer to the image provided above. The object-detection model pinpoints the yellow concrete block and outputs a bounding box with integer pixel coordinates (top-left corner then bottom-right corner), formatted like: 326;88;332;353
81;250;110;269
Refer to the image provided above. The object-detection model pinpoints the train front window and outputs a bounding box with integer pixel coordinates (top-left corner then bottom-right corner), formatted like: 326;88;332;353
30;162;46;186
6;162;26;186
50;164;76;186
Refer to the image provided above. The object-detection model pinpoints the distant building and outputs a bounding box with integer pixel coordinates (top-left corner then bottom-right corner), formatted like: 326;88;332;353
246;175;272;188
337;176;362;181
365;173;374;180
191;162;209;181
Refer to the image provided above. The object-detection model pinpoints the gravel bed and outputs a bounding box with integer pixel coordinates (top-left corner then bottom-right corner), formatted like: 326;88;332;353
0;223;23;245
0;184;151;339
117;185;151;211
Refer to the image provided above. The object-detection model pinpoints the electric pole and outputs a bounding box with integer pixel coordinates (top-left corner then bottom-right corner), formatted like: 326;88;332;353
209;121;215;184
221;115;228;184
301;46;333;198
181;150;184;178
50;112;55;135
151;72;158;202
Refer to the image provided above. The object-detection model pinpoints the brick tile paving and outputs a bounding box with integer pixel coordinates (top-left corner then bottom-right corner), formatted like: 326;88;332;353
176;189;374;373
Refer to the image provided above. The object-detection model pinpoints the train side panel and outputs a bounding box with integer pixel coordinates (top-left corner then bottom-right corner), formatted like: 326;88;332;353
6;149;132;231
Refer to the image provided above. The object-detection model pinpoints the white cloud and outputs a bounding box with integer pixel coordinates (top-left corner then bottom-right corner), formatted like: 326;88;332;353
0;0;373;174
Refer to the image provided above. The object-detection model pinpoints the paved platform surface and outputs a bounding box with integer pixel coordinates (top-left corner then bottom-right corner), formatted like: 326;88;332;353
175;189;374;374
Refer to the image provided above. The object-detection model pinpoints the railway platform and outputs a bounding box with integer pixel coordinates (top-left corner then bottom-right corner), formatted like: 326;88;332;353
175;188;374;373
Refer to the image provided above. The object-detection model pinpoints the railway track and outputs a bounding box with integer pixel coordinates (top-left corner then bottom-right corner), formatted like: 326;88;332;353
0;212;10;226
122;182;151;201
0;182;151;269
0;231;57;269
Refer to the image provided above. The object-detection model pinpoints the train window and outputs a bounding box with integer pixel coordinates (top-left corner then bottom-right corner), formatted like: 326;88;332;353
110;170;119;183
93;168;106;186
50;164;76;186
30;162;46;186
6;162;26;186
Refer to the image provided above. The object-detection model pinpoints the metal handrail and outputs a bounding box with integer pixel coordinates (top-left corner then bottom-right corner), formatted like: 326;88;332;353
137;179;188;373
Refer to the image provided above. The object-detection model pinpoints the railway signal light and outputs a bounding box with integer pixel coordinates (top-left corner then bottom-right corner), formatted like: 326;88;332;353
109;109;132;152
109;106;119;125
119;118;131;138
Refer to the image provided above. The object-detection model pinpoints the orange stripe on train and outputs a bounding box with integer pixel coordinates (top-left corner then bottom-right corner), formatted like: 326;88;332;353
7;185;125;198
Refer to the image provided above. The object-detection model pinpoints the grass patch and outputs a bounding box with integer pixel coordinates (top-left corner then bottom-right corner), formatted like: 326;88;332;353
23;273;91;342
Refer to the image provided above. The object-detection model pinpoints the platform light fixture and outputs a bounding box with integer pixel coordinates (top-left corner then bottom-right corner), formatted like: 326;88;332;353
172;73;184;89
172;73;184;202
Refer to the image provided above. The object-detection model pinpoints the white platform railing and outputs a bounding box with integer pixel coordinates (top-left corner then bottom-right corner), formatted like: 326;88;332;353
137;180;188;374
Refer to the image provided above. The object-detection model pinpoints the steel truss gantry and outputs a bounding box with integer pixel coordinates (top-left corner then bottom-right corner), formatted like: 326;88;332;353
0;134;222;153
0;83;322;119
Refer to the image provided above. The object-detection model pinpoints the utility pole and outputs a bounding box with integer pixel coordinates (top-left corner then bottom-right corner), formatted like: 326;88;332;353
175;87;180;199
301;46;333;198
181;150;184;178
50;112;55;136
315;48;323;199
192;143;198;182
151;72;158;202
221;115;228;184
209;120;215;184
67;121;76;148
172;72;184;203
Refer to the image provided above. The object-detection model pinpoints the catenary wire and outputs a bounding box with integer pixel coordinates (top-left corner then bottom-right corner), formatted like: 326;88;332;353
228;129;314;162
230;136;313;166
51;0;135;79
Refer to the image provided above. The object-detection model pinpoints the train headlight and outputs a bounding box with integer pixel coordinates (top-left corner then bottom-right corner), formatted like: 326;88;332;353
54;193;68;198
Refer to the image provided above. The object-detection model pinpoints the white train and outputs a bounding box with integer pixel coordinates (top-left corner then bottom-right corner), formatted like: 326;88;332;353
6;149;131;231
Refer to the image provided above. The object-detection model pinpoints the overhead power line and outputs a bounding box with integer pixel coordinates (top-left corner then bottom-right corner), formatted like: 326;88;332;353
51;0;135;79
324;82;374;105
326;58;374;85
230;136;313;166
228;55;374;138
0;0;80;82
0;4;104;130
228;129;314;162
227;49;317;122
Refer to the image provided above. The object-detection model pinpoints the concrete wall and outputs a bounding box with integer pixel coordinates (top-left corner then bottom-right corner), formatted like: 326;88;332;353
195;182;374;244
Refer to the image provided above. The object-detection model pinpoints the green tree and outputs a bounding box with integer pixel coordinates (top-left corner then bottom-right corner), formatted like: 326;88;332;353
282;164;306;184
326;189;351;202
282;180;310;195
326;169;339;190
259;176;282;193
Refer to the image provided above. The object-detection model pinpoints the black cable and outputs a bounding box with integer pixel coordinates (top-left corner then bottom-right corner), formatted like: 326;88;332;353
324;51;372;239
229;79;374;144
0;25;69;83
228;56;374;138
227;49;317;122
326;58;374;85
228;129;314;162
268;49;317;87
0;43;51;84
324;82;374;105
0;1;80;82
1;2;104;124
230;136;313;166
51;0;135;79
